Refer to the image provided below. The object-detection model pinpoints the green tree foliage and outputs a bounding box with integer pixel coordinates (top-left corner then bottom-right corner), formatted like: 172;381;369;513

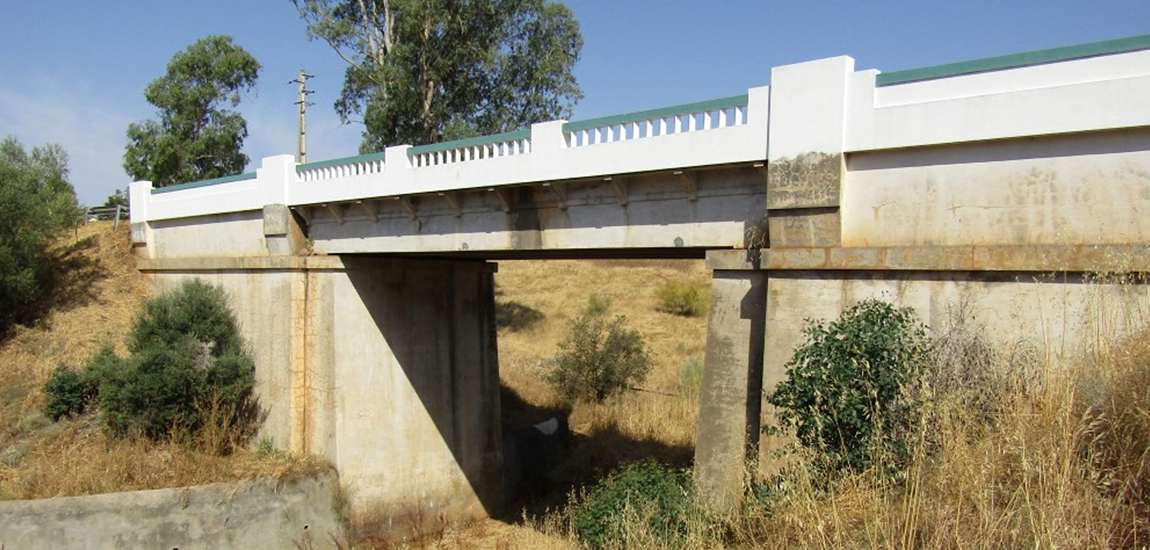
101;188;129;209
292;0;583;151
768;299;930;476
50;280;258;445
123;36;261;188
546;308;651;403
0;137;82;335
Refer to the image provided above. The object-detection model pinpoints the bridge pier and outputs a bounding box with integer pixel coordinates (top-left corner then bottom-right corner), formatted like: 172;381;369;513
140;254;503;537
693;251;768;514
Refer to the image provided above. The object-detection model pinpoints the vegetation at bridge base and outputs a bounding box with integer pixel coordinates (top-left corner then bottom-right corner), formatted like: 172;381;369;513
43;278;258;452
573;460;718;550
0;136;84;338
655;277;709;318
545;297;651;403
767;298;931;478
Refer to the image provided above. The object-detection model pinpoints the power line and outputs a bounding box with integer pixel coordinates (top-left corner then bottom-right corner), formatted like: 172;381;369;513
289;69;316;163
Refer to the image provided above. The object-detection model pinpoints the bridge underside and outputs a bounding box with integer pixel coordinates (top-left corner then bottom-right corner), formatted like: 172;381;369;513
301;164;766;257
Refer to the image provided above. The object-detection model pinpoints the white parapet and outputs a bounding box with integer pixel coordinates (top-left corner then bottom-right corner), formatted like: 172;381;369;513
133;34;1150;226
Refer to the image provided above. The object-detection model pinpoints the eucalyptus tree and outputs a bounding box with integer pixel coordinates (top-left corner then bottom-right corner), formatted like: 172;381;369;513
292;0;583;151
123;35;261;187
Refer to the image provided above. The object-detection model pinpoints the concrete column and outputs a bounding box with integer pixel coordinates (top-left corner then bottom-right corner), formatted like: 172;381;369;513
128;180;154;258
694;251;767;515
766;56;853;249
328;257;503;535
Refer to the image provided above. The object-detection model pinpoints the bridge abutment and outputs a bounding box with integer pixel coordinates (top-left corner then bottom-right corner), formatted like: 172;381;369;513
140;255;503;536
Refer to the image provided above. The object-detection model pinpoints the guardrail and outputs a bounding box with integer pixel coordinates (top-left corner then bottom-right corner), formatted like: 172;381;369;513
88;204;129;228
297;151;387;182
151;92;755;191
562;94;749;147
408;129;532;168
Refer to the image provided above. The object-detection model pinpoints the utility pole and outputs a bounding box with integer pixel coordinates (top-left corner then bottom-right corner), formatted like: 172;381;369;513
291;69;315;163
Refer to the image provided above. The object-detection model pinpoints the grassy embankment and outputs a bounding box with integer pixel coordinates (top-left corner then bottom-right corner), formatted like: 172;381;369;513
0;222;324;500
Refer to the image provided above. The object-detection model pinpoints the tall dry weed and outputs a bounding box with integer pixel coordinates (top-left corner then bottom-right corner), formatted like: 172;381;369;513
735;292;1148;550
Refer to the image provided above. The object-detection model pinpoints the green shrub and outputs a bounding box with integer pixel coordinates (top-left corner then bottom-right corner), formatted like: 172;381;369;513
575;460;694;550
43;366;94;420
546;312;650;403
655;278;708;317
680;356;704;393
96;279;256;443
584;293;613;317
767;299;930;476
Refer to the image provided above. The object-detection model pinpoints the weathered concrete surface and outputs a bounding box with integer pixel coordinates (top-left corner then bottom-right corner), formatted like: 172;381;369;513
766;152;844;210
842;128;1150;248
766;207;841;248
150;210;267;259
755;243;1150;272
694;262;767;515
263;203;309;256
327;258;503;534
141;257;503;537
303;167;765;255
765;271;1150;391
0;474;341;550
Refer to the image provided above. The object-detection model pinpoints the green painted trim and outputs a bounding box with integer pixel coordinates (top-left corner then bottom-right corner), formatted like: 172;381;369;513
877;33;1150;87
297;151;387;172
152;172;257;194
562;94;748;132
407;129;532;156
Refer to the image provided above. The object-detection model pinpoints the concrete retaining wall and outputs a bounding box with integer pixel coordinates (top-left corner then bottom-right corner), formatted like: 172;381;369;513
139;256;504;537
0;474;341;550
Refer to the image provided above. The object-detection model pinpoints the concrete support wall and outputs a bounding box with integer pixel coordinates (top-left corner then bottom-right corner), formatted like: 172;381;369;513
139;256;503;536
765;270;1150;379
0;474;341;550
326;258;502;533
693;253;766;514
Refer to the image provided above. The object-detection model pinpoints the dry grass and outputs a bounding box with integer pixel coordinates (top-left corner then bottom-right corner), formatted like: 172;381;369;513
0;222;323;501
473;262;1150;550
730;302;1150;550
496;259;709;463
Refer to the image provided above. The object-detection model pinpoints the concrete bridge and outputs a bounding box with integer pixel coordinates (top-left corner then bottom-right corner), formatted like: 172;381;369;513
130;34;1150;527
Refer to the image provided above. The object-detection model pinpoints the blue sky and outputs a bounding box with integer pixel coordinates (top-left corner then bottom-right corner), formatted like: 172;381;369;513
1;0;1148;205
